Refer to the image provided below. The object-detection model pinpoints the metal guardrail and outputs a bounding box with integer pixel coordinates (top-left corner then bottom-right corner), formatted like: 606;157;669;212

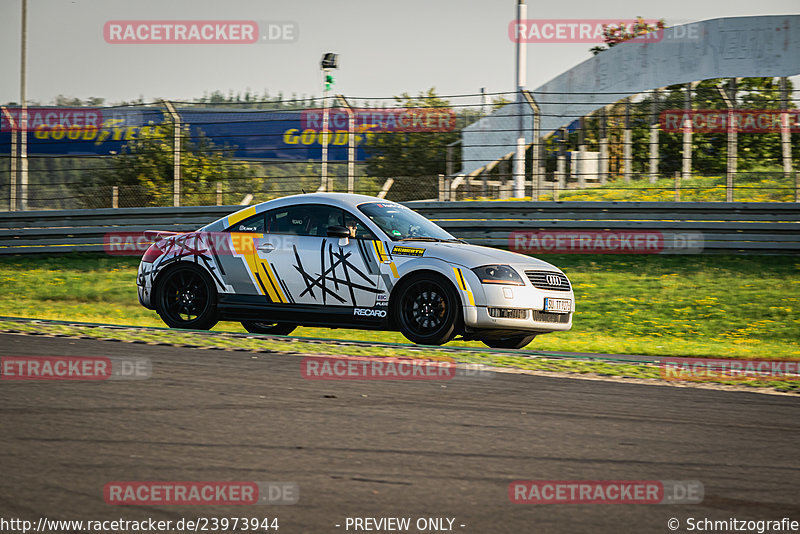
0;206;237;255
409;201;800;255
1;202;799;255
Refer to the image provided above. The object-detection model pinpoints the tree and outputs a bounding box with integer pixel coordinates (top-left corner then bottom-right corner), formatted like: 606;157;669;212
590;17;665;55
83;113;260;207
560;77;798;178
364;89;460;178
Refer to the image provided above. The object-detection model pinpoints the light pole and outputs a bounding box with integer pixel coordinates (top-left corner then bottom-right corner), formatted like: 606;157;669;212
19;0;28;210
513;0;527;198
320;53;338;192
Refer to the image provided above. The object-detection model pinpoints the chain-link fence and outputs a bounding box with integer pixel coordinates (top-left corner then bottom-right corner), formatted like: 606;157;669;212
1;80;798;210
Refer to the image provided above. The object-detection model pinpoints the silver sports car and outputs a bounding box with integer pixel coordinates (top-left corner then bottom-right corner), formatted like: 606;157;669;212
137;193;574;348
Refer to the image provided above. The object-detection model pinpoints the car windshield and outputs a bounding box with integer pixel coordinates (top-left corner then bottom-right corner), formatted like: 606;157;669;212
358;202;458;241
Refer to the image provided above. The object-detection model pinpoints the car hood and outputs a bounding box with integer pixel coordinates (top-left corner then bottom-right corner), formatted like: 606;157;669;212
399;241;563;272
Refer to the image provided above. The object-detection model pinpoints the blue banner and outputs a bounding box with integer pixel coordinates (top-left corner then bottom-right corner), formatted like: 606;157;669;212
0;106;370;161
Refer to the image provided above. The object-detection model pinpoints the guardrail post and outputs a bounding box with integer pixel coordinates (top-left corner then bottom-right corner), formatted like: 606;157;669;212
674;171;681;201
216;181;223;206
112;186;118;209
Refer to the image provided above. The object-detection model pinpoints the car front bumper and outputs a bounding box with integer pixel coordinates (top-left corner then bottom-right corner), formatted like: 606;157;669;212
461;281;574;333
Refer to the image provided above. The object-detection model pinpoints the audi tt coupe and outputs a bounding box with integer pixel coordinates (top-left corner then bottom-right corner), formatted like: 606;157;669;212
137;193;574;348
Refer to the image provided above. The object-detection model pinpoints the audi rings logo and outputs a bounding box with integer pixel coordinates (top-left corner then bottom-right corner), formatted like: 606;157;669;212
545;274;562;286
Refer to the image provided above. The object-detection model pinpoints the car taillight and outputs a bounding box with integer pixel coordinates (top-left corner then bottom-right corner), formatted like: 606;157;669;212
142;244;164;263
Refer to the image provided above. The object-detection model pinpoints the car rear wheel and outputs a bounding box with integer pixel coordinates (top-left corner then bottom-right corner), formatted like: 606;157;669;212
155;265;218;330
241;321;297;336
394;274;461;346
481;334;536;350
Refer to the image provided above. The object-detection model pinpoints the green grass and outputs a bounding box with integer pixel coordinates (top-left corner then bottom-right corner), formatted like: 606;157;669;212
479;173;798;202
0;253;798;360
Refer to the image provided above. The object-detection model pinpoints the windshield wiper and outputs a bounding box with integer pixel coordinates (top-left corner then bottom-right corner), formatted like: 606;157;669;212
399;237;445;242
399;237;467;244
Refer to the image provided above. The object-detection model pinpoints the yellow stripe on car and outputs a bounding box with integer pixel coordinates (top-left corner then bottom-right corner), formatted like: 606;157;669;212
372;240;385;263
452;267;475;306
226;206;257;227
261;261;288;303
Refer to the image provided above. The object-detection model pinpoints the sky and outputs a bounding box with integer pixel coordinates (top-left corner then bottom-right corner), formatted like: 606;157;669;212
0;0;798;105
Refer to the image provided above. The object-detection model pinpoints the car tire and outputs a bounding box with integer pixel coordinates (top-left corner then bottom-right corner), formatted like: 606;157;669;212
154;264;219;330
481;334;536;350
241;321;297;336
394;273;462;346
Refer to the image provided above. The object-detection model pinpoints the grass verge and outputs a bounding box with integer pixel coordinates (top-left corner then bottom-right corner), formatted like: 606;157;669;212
1;318;797;394
471;173;798;202
0;254;798;359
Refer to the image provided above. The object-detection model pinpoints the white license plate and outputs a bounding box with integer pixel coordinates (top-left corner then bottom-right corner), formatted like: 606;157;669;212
544;298;572;314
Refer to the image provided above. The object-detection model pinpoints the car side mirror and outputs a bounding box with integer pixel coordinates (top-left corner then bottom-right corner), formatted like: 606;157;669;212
327;225;350;246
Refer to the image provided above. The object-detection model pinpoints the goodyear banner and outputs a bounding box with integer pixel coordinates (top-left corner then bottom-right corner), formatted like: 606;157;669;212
0;106;378;161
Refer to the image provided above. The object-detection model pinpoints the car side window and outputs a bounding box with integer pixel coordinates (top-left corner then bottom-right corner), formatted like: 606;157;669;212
264;204;344;237
343;210;377;240
226;213;265;233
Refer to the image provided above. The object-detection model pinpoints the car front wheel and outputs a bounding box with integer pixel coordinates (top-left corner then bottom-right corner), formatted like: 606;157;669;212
394;273;461;346
154;265;218;330
241;321;297;336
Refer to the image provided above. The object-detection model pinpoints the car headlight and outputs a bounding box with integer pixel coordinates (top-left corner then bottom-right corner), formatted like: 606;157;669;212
471;265;525;286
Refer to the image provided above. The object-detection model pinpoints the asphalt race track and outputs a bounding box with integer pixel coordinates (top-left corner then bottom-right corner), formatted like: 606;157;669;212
1;333;798;534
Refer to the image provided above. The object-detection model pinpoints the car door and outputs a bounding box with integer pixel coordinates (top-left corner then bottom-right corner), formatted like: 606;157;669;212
216;211;269;297
251;204;382;309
